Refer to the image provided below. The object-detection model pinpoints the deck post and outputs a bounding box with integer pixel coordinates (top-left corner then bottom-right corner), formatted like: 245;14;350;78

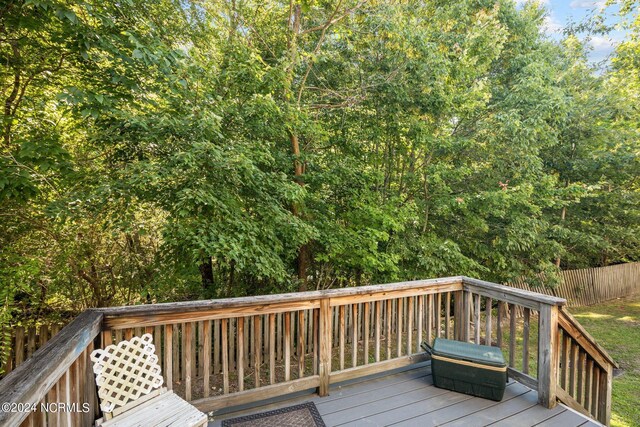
538;304;559;408
318;298;332;396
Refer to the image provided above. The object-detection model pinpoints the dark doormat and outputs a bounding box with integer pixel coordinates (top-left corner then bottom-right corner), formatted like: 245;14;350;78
221;401;326;427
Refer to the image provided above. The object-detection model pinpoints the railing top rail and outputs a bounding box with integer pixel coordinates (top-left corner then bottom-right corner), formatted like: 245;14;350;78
98;276;466;318
462;276;567;308
97;276;568;322
0;309;103;426
558;306;618;368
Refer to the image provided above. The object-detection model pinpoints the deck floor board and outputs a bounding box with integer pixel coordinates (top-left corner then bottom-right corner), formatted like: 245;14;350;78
394;382;531;427
533;407;599;427
208;362;598;427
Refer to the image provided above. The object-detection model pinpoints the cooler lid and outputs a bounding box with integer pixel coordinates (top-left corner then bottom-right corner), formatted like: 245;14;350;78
431;338;506;367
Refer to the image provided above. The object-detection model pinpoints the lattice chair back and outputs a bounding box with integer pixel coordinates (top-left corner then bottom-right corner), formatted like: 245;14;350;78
90;333;164;415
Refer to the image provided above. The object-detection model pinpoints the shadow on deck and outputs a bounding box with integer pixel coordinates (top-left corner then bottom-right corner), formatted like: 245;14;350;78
209;362;600;427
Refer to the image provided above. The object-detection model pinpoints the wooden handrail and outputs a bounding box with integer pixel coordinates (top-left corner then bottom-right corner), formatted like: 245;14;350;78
0;310;103;427
0;276;616;426
99;277;465;329
558;307;617;369
462;277;567;309
99;276;464;315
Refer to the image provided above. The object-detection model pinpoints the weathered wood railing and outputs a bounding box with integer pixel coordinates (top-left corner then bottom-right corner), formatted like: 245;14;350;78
555;307;616;425
0;276;617;426
0;311;102;427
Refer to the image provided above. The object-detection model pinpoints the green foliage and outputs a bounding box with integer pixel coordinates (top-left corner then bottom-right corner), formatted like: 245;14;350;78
1;0;639;372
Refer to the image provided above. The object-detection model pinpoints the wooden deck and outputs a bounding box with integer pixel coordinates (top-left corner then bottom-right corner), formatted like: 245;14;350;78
1;277;616;427
209;362;600;427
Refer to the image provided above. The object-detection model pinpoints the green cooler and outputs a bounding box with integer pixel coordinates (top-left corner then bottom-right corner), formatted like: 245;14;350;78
424;337;507;401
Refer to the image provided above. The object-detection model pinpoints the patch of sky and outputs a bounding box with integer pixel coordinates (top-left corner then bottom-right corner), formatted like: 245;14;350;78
515;0;631;69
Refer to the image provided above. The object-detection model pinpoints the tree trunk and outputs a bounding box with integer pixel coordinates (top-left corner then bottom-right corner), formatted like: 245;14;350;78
199;256;214;291
287;4;309;291
555;206;567;268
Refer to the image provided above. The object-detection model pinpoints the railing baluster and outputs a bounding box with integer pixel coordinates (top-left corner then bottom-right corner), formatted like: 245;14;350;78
386;299;392;360
576;350;586;405
417;295;423;352
592;368;600;420
245;317;251;373
222;318;229;394
464;291;472;342
277;313;282;362
244;316;258;370
163;325;172;392
396;298;402;357
238;317;244;391
63;367;72;426
364;302;370;364
445;292;451;339
556;328;563;387
284;312;291;381
172;325;179;383
269;314;276;384
198;321;204;379
352;304;359;367
306;310;311;358
474;294;481;345
102;330;113;347
485;297;492;345
46;370;58;426
70;352;79;426
570;339;578;397
203;320;211;397
562;333;571;389
298;310;305;378
339;305;345;370
184;322;192;400
153;326;161;367
254;315;261;388
85;343;97;426
585;358;593;413
406;297;413;356
522;308;530;374
426;294;433;344
496;301;503;348
264;314;269;365
509;303;516;368
229;319;235;372
333;307;339;347
313;308;319;375
375;301;381;362
214;319;220;375
436;293;442;339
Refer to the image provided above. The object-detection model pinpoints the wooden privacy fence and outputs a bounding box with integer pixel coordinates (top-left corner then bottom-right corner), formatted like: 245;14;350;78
0;276;617;427
510;262;640;307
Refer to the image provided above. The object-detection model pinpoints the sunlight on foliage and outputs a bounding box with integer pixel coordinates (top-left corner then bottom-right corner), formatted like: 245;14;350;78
1;0;639;373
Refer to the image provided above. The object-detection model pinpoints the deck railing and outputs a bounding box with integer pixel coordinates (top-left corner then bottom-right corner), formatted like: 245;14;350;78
0;276;617;427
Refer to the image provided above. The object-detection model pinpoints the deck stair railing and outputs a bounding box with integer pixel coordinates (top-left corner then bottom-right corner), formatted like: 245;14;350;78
0;276;616;427
555;307;617;425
